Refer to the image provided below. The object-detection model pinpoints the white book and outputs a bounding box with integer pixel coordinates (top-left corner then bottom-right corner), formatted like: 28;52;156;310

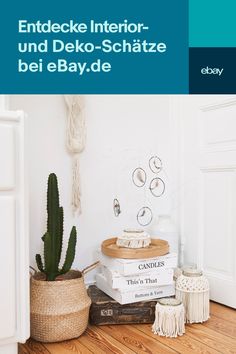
96;273;175;305
101;266;174;289
97;250;177;276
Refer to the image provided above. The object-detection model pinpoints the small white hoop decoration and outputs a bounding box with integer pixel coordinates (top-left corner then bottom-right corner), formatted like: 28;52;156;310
137;206;153;226
149;177;165;197
113;198;121;217
132;167;147;187
149;156;162;173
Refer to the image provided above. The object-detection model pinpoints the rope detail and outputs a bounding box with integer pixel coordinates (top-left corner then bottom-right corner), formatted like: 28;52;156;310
64;95;86;214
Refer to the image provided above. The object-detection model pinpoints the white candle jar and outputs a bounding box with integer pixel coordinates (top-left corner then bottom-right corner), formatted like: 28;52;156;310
116;229;151;248
152;298;185;338
175;268;210;323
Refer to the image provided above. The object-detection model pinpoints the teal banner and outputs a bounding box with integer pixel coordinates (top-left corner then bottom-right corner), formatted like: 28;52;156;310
189;0;236;93
0;0;188;94
189;0;236;47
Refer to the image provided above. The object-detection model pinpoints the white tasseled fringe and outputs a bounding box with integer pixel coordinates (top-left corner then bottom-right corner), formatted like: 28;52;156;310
175;290;210;323
71;155;82;214
152;302;185;338
116;238;151;248
64;95;86;215
116;230;151;248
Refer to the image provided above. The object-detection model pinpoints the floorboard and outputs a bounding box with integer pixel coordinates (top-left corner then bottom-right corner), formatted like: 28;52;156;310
98;324;178;354
19;339;50;354
79;326;136;354
187;324;236;354
19;301;236;354
210;302;236;324
134;324;221;354
44;338;93;354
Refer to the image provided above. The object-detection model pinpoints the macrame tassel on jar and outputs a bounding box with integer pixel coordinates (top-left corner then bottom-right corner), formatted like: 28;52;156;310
175;268;210;323
64;95;86;214
116;229;151;248
152;298;185;338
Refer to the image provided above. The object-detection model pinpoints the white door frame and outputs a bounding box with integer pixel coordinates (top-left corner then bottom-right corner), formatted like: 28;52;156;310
0;109;29;354
171;95;236;308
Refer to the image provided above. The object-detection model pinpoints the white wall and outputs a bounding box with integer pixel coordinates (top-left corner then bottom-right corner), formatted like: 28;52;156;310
0;95;9;110
10;95;176;282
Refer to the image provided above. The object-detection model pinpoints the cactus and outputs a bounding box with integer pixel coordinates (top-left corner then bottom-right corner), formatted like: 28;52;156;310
35;173;77;281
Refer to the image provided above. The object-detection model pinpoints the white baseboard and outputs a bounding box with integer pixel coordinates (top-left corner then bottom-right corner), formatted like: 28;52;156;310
0;343;17;354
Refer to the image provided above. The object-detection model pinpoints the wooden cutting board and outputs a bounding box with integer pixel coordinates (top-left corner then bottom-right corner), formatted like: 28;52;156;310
101;238;169;259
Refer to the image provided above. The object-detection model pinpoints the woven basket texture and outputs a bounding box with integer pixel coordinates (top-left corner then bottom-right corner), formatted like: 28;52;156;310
30;270;91;342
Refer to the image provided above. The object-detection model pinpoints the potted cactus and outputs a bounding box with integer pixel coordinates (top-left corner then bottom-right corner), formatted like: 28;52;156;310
30;173;94;343
35;173;77;281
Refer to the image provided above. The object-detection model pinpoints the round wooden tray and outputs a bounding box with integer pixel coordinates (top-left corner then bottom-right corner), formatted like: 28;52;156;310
101;238;169;259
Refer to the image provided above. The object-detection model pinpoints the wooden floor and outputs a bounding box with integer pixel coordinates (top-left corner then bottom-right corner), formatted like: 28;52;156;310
19;302;236;354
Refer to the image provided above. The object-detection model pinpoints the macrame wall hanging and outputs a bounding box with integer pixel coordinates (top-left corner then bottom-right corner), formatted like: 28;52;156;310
64;95;86;214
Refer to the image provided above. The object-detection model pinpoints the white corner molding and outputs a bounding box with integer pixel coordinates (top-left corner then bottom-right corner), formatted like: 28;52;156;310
169;96;185;266
199;97;236;153
0;111;29;354
0;95;9;110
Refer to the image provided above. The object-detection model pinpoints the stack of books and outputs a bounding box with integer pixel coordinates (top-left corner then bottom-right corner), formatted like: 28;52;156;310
96;251;177;304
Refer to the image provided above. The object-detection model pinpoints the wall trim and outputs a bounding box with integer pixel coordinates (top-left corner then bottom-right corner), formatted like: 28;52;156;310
200;165;236;173
200;98;236;112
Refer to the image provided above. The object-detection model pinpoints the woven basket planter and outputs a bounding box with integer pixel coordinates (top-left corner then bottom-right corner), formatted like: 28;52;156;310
30;267;95;343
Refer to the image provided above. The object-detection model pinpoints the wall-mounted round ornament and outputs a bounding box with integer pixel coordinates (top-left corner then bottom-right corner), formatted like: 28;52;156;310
149;156;162;174
132;167;146;187
113;198;121;217
149;177;165;197
137;206;153;226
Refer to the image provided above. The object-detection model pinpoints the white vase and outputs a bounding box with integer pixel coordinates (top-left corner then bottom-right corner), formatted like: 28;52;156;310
153;215;179;256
